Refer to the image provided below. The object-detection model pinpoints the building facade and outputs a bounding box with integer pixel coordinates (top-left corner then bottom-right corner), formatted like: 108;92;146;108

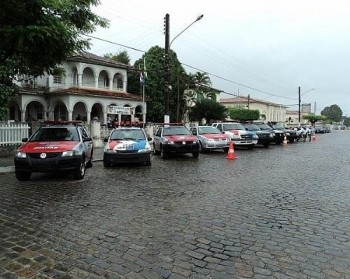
8;52;146;127
220;96;287;123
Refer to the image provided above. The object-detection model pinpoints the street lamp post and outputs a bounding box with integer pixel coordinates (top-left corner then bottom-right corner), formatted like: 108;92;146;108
298;87;315;124
164;14;204;123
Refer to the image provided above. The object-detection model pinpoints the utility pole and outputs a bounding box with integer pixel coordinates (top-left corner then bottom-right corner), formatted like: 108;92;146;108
298;86;301;124
247;94;250;109
164;14;170;123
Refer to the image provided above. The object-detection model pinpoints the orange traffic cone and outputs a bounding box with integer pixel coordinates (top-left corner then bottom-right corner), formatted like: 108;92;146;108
283;135;288;146
226;141;237;160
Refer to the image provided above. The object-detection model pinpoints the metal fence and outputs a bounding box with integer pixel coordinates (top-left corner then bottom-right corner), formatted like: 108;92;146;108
0;122;30;146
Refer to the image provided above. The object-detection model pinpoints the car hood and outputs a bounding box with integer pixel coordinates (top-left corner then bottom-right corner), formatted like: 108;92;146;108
200;133;228;140
108;139;147;150
164;135;197;141
18;141;80;153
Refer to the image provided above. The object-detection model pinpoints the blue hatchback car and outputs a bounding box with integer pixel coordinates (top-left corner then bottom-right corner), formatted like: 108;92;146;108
103;127;152;166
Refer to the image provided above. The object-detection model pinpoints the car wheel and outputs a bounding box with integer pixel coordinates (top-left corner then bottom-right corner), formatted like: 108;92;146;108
153;143;160;155
248;145;254;150
103;160;111;167
15;170;31;181
263;143;270;148
144;157;152;166
73;159;86;180
160;147;168;159
86;151;93;168
223;147;229;153
199;142;204;153
192;151;199;158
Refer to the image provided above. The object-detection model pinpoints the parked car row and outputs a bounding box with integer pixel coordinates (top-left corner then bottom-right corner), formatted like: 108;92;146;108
14;121;323;181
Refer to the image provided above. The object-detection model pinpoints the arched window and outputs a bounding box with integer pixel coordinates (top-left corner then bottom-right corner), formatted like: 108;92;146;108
113;73;123;90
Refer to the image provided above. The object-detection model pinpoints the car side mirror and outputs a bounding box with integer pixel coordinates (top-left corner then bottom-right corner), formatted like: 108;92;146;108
83;137;92;142
147;137;153;141
22;138;28;142
104;138;108;142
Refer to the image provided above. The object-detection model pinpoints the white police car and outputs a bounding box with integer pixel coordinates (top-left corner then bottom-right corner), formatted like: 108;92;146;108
103;127;152;167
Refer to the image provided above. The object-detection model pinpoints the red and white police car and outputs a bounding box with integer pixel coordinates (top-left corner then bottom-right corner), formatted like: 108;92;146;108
153;125;200;159
14;121;93;181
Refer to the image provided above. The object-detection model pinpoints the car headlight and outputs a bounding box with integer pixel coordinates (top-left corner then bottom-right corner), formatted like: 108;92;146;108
285;132;290;136
138;142;152;153
164;140;174;144
62;150;80;157
253;135;259;139
270;133;275;138
15;151;27;158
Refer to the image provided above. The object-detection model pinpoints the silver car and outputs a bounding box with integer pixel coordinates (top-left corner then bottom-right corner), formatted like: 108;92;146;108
191;126;229;152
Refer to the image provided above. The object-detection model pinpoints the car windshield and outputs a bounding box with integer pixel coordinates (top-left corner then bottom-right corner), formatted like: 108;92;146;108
111;129;145;140
163;126;191;136
242;124;260;131
222;123;245;131
256;124;272;130
30;127;80;141
198;126;221;134
271;124;285;130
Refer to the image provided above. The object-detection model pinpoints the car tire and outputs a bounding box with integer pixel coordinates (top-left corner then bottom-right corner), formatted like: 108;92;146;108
144;158;152;166
86;151;93;168
192;151;199;158
223;147;229;153
153;143;160;155
199;142;204;153
103;160;111;167
73;159;86;180
160;147;168;159
15;170;31;181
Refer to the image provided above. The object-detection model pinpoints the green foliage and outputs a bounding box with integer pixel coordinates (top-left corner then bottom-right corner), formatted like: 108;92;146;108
321;104;343;122
189;99;227;123
343;117;350;127
104;51;130;65
0;0;108;77
302;114;327;124
228;108;260;121
0;0;108;120
129;46;188;123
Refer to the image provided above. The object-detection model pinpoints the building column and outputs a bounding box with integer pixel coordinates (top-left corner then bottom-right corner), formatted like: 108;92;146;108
109;78;113;90
95;77;98;89
86;110;91;124
21;110;26;122
78;74;83;87
68;110;73;121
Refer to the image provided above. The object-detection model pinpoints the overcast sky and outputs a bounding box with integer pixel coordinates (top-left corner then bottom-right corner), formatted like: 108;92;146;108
88;0;350;115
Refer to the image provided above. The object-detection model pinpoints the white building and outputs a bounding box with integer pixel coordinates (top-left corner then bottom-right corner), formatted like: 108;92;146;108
220;96;287;123
8;52;146;126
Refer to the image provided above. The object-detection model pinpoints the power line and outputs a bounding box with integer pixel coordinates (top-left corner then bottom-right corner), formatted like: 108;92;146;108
83;34;298;101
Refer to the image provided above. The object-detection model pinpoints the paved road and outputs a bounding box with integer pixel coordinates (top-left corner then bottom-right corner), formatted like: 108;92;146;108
0;131;350;279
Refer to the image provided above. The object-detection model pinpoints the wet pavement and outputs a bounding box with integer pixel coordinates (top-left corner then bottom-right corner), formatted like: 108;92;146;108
0;131;350;278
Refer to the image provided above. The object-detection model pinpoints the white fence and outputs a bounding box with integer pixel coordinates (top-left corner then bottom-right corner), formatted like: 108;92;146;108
0;122;30;146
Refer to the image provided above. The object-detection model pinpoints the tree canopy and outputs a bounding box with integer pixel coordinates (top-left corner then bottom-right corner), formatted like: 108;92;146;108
189;99;227;124
129;46;188;123
321;104;343;122
104;51;131;65
302;114;327;124
0;0;108;120
228;108;260;121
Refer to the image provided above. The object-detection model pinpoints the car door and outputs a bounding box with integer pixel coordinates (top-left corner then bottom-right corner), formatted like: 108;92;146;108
153;127;163;151
79;127;93;161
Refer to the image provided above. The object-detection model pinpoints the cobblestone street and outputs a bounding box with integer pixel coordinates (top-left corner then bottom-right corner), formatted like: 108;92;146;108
0;131;350;279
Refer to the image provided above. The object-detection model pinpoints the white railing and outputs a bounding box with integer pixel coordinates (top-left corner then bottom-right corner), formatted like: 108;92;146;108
0;122;30;146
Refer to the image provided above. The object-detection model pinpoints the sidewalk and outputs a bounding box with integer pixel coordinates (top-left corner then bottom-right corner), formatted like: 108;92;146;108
0;147;104;173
